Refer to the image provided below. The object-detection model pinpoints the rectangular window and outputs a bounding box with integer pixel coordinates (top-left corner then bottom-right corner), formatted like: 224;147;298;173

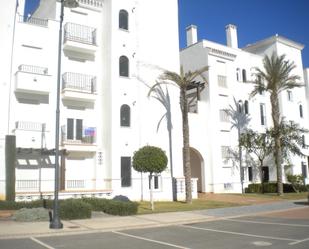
121;157;131;187
262;166;269;182
221;146;231;161
287;90;293;101
149;175;160;190
301;162;308;178
219;109;229;122
260;103;266;125
248;167;253;181
67;118;83;140
67;118;74;140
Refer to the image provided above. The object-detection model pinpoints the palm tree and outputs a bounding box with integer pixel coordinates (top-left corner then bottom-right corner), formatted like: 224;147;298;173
251;52;302;195
150;66;208;203
148;84;176;201
225;98;251;193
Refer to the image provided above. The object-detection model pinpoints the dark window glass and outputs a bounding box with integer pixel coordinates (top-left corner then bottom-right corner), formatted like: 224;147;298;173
242;69;247;82
67;118;74;140
302;162;308;178
260;104;265;125
119;56;129;77
244;100;249;114
300;104;303;118
76;119;83;140
248;167;253;181
262;166;269;182
121;157;131;187
149;175;159;189
120;104;130;127
119;10;128;30
302;135;306;148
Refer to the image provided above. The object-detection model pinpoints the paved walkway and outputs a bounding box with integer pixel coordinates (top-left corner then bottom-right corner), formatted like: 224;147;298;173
0;199;307;239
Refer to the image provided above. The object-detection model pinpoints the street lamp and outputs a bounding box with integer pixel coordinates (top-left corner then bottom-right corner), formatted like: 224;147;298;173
50;0;79;229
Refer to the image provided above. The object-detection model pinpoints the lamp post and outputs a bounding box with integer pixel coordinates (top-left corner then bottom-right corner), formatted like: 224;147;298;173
50;0;78;229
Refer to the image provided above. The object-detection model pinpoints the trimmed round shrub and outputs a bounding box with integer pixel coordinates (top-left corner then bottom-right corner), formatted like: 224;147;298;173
113;195;131;202
59;199;92;220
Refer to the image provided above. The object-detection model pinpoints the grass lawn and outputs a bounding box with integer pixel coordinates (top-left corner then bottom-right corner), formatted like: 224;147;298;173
137;192;308;215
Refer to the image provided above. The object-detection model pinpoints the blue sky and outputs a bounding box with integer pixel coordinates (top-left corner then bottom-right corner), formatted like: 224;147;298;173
24;0;309;68
178;0;309;68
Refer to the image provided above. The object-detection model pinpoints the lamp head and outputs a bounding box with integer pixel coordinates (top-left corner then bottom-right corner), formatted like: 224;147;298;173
64;0;79;8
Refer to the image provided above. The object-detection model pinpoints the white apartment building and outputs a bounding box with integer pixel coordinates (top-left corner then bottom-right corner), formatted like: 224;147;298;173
1;0;308;202
0;0;191;201
181;24;309;193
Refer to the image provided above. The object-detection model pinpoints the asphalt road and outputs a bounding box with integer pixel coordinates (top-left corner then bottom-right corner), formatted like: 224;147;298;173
1;207;309;249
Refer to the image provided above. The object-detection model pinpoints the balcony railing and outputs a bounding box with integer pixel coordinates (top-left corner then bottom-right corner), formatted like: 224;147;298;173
78;0;103;8
64;23;97;46
62;72;97;93
18;64;48;75
15;121;44;132
18;15;48;27
61;126;97;145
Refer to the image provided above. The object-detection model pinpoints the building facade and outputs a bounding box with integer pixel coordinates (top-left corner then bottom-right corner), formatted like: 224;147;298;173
0;0;193;201
181;24;309;193
1;1;308;201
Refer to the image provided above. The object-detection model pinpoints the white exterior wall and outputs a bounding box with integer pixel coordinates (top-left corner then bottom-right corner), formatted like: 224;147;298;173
181;27;309;193
0;0;187;201
102;0;184;201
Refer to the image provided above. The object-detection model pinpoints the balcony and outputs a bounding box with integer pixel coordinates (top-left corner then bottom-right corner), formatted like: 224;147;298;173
63;23;97;57
62;72;97;102
61;126;97;152
15;65;51;95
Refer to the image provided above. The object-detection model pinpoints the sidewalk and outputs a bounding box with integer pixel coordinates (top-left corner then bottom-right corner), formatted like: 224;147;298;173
0;199;307;239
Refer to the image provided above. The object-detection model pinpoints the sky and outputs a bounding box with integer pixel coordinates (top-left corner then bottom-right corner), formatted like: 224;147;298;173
24;0;309;68
178;0;309;68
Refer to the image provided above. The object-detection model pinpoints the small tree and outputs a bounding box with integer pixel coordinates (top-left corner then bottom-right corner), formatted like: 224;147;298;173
132;146;168;210
240;129;272;193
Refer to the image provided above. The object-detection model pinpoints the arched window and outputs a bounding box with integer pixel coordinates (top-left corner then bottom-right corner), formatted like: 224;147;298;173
120;104;130;127
236;68;240;81
299;104;303;118
242;69;247;82
119;9;128;30
244;100;249;114
119;56;129;77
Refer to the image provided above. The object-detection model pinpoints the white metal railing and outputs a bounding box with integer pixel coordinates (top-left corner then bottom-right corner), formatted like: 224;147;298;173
67;180;85;189
15;121;45;132
18;64;48;75
64;23;97;46
62;72;97;93
78;0;103;8
18;15;48;27
16;180;39;190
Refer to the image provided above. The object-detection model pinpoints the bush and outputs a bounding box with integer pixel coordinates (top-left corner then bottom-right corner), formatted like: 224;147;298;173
0;199;50;210
82;197;110;212
13;207;49;222
103;200;138;216
59;199;92;220
82;197;138;216
246;183;309;193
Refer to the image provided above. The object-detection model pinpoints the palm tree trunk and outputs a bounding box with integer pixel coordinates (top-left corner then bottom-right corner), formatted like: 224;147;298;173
181;87;192;204
270;92;283;196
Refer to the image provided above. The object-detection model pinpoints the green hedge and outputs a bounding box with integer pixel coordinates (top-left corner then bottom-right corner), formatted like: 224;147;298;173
0;197;138;218
59;199;92;220
245;183;309;193
82;197;138;216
